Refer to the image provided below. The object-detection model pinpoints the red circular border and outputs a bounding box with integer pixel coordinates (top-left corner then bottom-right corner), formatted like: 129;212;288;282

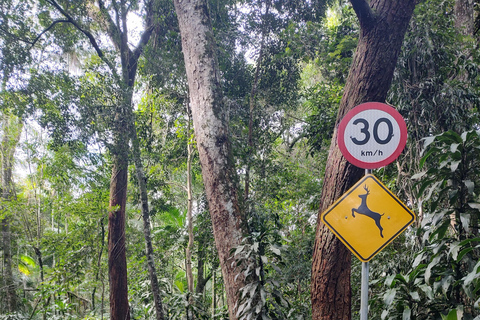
337;102;407;169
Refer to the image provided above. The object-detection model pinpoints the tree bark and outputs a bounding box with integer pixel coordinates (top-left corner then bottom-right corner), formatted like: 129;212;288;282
186;113;195;295
107;110;131;320
131;128;165;320
311;1;417;319
455;0;474;35
174;0;249;318
1;112;22;313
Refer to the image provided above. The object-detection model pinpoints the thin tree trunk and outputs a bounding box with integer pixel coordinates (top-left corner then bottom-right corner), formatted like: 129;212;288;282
186;112;195;295
130;126;165;320
174;0;251;318
1;112;22;312
211;269;216;319
311;1;417;319
92;216;105;313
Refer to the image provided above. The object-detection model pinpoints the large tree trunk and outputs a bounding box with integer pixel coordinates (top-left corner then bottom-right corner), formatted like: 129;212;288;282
108;107;131;320
311;1;417;319
455;0;474;35
174;1;249;319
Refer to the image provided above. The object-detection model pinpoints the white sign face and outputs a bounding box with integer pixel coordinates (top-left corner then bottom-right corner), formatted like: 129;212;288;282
338;102;407;169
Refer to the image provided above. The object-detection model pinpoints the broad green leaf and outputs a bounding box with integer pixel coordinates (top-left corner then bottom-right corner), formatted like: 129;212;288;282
463;180;474;194
235;245;245;256
20;255;36;267
450;160;461;172
18;263;30;276
463;260;480;286
422;136;437;153
270;245;281;256
460;213;471;233
468;203;480;210
385;274;396;287
409;291;420;301
403;307;411;320
425;255;442;284
449;241;462;260
450;143;460;153
441;309;457;320
419;284;434;299
381;310;389;320
383;288;397;306
412;171;427;180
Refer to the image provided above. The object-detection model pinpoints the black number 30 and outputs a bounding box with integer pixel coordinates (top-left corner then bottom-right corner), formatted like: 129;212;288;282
350;117;393;145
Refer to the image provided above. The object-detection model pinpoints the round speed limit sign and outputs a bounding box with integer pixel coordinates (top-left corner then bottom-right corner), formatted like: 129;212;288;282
338;102;407;169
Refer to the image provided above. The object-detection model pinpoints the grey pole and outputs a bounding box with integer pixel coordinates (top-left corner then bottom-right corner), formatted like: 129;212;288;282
360;168;372;320
360;261;369;320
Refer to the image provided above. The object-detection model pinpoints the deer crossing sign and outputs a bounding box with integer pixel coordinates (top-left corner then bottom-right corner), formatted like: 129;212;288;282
321;174;415;262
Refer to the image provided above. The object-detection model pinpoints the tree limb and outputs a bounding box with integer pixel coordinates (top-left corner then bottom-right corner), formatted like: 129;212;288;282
97;0;123;52
132;0;156;62
0;25;34;45
45;0;119;80
29;19;69;48
349;0;375;28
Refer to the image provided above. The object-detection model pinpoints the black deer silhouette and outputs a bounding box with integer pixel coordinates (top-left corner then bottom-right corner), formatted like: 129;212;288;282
351;185;385;238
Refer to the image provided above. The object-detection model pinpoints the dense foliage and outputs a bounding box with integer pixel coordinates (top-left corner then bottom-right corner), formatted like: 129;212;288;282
0;0;480;319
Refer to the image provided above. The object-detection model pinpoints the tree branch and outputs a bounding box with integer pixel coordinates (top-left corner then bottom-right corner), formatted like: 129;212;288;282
29;19;69;48
97;0;124;51
0;26;34;45
45;0;119;80
349;0;375;28
132;0;156;62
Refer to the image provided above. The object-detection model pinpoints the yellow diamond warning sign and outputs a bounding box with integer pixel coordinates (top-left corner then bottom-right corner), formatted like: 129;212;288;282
322;174;416;262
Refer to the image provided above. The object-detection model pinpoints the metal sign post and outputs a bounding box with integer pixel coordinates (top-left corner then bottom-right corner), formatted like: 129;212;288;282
361;261;369;320
360;168;371;320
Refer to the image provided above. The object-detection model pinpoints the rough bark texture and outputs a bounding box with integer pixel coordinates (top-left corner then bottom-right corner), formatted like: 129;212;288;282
186;116;194;295
311;1;417;319
108;120;131;320
174;0;248;318
455;0;474;35
1;113;22;312
131;130;165;320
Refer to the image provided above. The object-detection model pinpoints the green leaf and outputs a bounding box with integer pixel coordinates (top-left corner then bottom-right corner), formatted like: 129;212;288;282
419;284;434;299
235;245;245;256
385;274;396;287
425;255;442;284
403;307;411;320
381;310;389;320
383;288;397;306
20;255;36;267
411;171;427;180
463;260;480;286
468;203;480;210
18;264;30;276
450;160;461;172
463;180;474;194
409;291;420;301
450;143;460;153
441;309;457;320
422;136;437;152
270;244;281;256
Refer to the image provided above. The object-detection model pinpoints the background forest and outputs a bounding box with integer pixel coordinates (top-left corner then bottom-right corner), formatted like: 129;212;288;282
1;0;480;319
